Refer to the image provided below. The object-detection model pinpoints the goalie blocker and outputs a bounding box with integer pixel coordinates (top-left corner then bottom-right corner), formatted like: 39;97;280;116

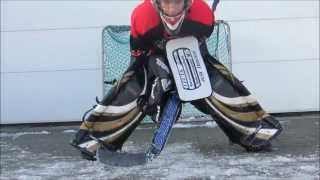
70;50;282;160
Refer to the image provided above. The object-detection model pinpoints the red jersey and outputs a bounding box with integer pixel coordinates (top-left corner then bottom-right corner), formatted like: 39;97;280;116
130;0;215;59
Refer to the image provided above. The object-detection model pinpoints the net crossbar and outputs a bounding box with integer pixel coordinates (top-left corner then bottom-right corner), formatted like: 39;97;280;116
102;20;232;122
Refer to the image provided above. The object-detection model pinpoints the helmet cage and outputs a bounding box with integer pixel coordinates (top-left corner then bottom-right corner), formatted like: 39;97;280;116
153;0;192;35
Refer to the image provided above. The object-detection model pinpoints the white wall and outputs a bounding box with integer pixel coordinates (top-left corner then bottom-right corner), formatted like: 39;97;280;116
215;1;319;113
1;0;319;124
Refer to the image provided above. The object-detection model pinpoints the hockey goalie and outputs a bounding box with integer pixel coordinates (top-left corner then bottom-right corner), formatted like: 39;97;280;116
70;0;282;161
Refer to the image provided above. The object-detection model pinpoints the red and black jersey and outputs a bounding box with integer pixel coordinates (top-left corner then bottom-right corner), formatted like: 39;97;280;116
130;0;215;59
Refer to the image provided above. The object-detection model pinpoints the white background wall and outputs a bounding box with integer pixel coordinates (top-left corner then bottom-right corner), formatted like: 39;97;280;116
1;0;319;124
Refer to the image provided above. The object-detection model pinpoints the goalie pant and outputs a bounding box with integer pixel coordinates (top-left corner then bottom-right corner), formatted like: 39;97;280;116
70;54;282;159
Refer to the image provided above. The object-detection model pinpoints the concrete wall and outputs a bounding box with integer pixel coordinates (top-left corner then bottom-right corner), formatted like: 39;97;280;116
1;0;319;124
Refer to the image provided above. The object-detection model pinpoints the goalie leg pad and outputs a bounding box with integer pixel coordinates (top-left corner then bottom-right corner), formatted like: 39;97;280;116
70;64;148;159
198;55;282;151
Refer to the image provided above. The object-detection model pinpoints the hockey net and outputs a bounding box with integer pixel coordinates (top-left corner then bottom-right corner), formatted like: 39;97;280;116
102;20;232;122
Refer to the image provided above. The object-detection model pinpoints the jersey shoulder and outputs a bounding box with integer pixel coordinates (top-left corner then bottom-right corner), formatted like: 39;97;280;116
187;0;214;26
131;0;161;37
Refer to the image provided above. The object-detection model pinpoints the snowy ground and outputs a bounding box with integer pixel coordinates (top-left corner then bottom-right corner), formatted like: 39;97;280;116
0;114;319;180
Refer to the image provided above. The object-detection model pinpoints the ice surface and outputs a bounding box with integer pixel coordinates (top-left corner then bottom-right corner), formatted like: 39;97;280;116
1;140;319;180
1;115;319;179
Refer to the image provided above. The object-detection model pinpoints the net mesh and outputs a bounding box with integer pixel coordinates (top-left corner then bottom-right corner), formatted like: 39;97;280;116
102;21;232;121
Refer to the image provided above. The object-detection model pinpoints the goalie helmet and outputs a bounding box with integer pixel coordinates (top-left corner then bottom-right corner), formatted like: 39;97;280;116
152;0;193;35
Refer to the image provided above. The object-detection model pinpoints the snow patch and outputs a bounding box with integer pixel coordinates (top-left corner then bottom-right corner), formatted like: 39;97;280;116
63;129;77;133
273;155;295;162
173;121;216;128
224;168;244;176
299;165;319;172
0;131;50;139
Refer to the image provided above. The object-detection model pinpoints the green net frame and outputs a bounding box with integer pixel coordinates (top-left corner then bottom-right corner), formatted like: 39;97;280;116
102;20;232;121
